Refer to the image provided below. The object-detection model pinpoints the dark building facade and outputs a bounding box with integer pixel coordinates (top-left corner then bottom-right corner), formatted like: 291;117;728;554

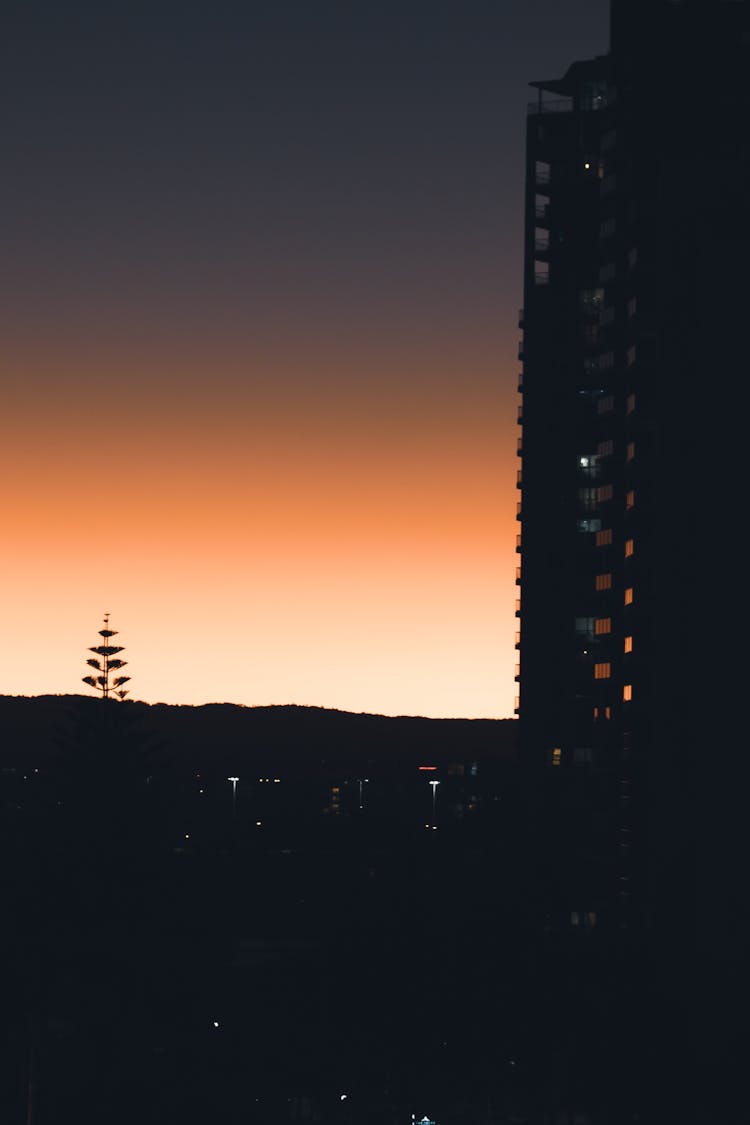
517;0;748;1108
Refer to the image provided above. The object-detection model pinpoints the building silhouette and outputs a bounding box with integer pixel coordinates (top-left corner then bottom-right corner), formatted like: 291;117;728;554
517;0;748;1107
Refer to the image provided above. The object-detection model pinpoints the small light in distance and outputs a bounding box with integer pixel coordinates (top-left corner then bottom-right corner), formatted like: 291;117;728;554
340;1094;348;1101
256;821;262;827
212;1021;220;1029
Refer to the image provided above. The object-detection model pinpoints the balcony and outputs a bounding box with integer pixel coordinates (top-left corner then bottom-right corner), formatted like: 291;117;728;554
518;341;525;360
515;567;521;585
516;534;522;552
518;308;525;328
527;97;573;117
516;470;523;489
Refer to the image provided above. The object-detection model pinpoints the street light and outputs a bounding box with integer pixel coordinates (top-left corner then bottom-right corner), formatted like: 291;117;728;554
429;779;440;829
228;776;239;820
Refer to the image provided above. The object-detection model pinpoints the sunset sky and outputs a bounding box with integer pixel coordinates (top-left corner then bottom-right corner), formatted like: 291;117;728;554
1;0;609;718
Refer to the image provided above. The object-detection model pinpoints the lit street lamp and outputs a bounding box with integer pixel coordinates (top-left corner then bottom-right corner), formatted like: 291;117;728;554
429;779;440;829
227;776;239;820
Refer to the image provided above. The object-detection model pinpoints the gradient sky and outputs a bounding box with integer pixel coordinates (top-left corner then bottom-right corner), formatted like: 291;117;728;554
1;0;609;717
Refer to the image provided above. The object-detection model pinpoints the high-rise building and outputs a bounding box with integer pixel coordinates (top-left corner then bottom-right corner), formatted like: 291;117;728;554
516;0;748;1107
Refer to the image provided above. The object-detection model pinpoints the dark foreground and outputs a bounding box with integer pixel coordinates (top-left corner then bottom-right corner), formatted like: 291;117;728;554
0;699;728;1123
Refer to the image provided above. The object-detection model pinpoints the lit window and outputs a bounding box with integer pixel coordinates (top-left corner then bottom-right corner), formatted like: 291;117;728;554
596;529;613;546
625;538;634;557
596;573;613;591
595;617;612;635
624;587;634;605
624;636;633;653
626;490;635;509
594;705;612;720
597;439;614;456
623;684;633;702
575;617;596;636
550;747;562;767
626;393;636;414
597;484;613;502
626;441;635;461
594;662;611;680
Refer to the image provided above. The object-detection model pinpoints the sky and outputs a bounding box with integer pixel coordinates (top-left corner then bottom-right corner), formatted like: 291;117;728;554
1;0;609;718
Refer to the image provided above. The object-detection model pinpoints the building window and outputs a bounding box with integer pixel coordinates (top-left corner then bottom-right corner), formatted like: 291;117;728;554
575;617;596;637
534;260;550;285
577;518;602;533
535;160;551;185
597;395;614;415
599;261;616;282
626;393;636;414
595;617;612;635
597;484;613;502
626;441;635;461
574;746;593;764
549;747;562;767
534;227;550;251
580;288;604;314
596;573;613;591
594;662;611;680
626;345;637;367
535;194;549;221
594;705;612;720
625;538;634;557
626;490;635;509
579;487;599;510
627;297;637;318
597;439;614;457
624;587;634;606
596;528;613;546
623;684;633;702
599;217;616;239
624;636;633;653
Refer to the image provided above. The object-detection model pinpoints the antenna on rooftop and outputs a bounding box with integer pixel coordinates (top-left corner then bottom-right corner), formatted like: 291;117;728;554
82;613;131;700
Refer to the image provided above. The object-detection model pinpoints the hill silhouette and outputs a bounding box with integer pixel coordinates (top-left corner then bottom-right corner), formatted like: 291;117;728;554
0;694;517;773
